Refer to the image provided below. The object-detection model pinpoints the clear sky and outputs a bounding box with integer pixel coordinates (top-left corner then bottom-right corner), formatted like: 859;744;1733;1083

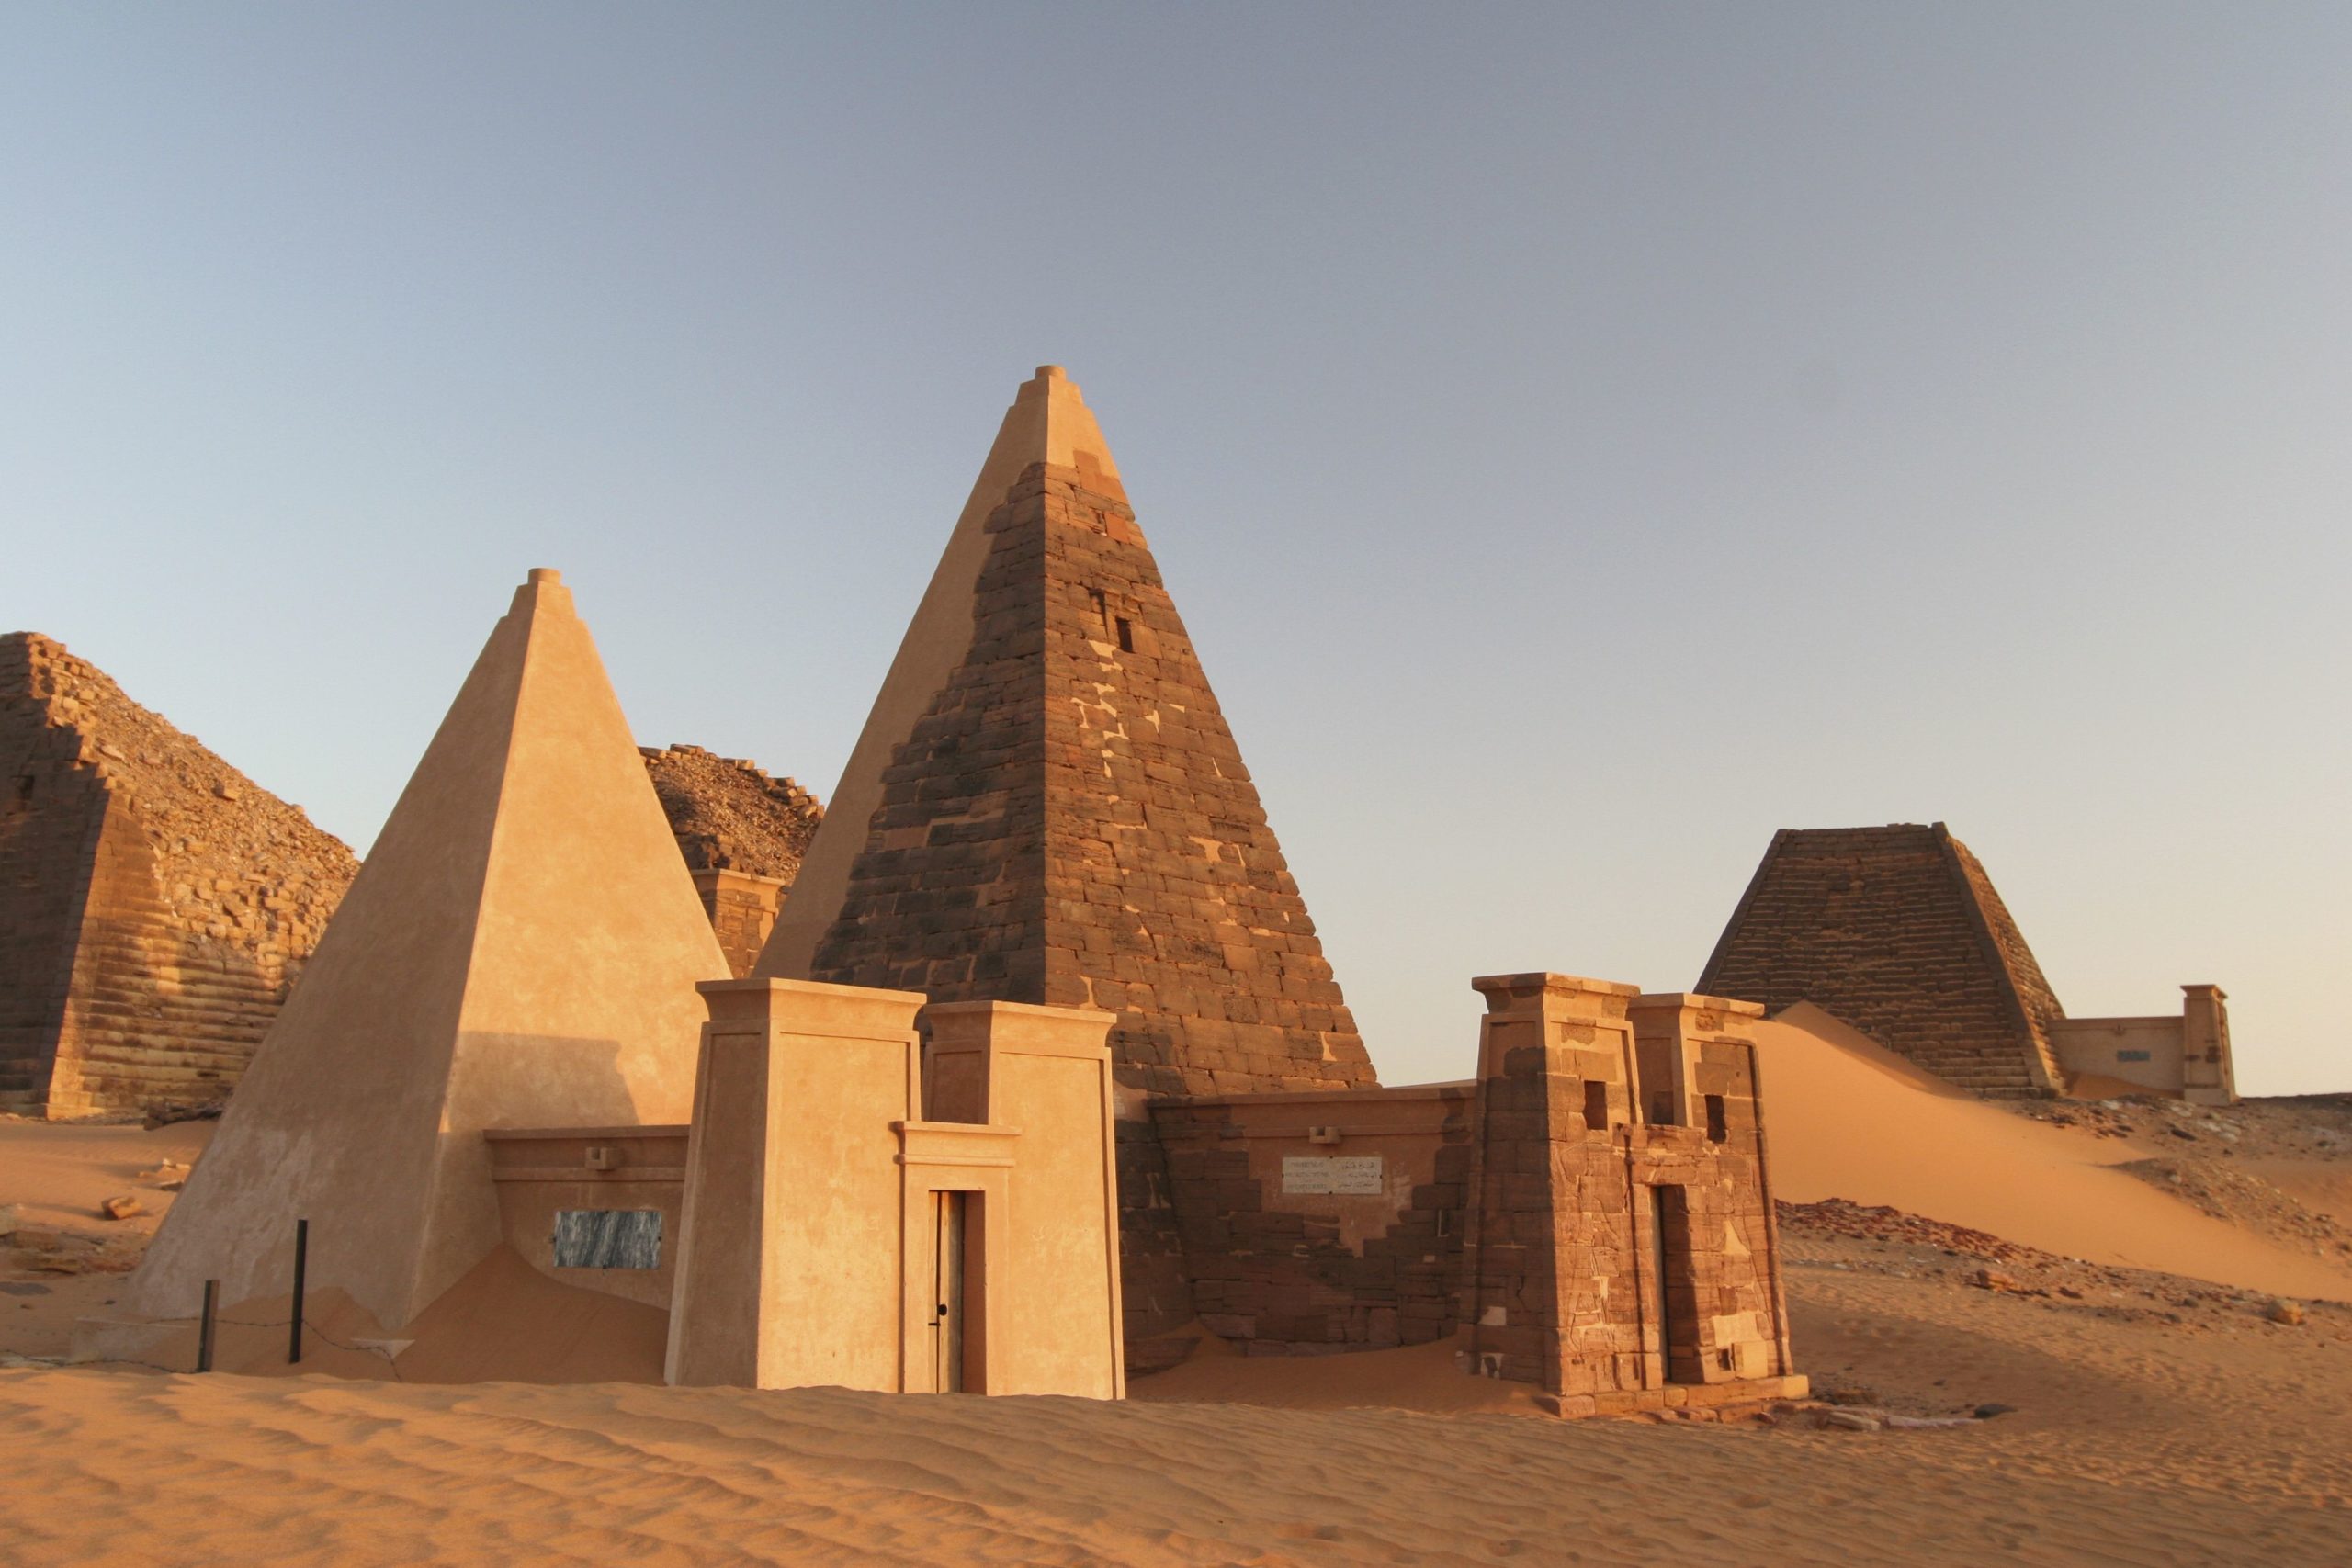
6;6;2346;1093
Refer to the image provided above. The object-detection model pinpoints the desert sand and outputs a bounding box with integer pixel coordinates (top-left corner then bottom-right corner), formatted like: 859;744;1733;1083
5;1011;2349;1566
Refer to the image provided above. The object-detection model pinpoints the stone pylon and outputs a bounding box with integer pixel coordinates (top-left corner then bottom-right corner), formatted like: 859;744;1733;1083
129;570;729;1327
756;367;1374;1354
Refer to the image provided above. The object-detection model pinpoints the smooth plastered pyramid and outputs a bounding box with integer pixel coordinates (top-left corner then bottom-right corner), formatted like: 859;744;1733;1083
760;367;1374;1100
130;570;729;1327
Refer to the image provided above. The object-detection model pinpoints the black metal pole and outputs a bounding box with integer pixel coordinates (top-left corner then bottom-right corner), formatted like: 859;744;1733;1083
288;1217;308;1365
197;1280;218;1373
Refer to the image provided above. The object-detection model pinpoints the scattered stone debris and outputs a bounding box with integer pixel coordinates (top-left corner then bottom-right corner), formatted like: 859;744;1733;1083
143;1100;226;1130
1777;1197;2352;1341
2267;1298;2307;1326
1781;1198;2047;1267
98;1195;145;1221
1799;1403;1999;1435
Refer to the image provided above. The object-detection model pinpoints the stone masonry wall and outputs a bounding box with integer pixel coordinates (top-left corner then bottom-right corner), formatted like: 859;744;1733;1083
1151;1085;1472;1358
0;634;358;1114
1697;823;2064;1096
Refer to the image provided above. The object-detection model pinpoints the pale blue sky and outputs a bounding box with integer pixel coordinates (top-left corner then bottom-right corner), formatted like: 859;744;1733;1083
6;5;2346;1092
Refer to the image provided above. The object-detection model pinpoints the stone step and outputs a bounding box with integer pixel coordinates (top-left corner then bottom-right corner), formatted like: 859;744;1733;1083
76;988;279;1020
74;1032;257;1057
66;1036;260;1066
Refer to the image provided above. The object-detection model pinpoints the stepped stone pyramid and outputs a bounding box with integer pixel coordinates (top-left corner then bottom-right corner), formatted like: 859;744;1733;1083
130;570;728;1327
1697;822;2064;1096
0;633;357;1115
761;366;1374;1100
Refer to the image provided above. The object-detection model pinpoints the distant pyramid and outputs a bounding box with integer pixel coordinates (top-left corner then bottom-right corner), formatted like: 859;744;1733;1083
130;570;729;1325
1697;823;2064;1096
760;367;1374;1100
0;633;357;1116
641;743;824;977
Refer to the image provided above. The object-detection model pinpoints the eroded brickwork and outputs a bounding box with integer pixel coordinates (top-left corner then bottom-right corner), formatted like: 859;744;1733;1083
0;634;357;1114
641;744;821;976
1697;823;2063;1096
1151;1087;1472;1360
641;744;822;881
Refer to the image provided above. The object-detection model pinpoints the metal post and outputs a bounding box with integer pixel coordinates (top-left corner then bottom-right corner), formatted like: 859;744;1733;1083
288;1218;308;1365
197;1280;218;1373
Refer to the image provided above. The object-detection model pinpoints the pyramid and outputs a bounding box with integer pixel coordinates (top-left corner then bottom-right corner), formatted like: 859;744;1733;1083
1696;823;2064;1096
0;634;357;1115
641;743;824;976
760;367;1374;1101
128;570;729;1325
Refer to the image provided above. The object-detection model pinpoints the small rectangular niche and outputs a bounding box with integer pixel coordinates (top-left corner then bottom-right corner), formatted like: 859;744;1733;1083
1115;615;1135;652
552;1209;662;1269
1704;1095;1728;1144
1583;1079;1611;1133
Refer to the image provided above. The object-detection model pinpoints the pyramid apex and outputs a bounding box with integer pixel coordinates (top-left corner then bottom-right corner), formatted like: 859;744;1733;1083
511;566;575;617
995;363;1121;499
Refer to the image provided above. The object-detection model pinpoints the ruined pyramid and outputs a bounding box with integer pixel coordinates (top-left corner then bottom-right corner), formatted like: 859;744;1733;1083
1697;823;2065;1096
760;367;1374;1102
129;570;729;1326
0;632;357;1116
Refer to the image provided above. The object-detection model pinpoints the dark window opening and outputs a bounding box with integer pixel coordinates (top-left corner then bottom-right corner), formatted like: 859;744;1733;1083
1115;616;1135;652
1704;1094;1728;1144
1648;1089;1676;1126
1582;1079;1611;1132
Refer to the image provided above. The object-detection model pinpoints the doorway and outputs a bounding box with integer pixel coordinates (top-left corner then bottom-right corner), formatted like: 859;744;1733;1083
930;1190;974;1393
1650;1185;1700;1383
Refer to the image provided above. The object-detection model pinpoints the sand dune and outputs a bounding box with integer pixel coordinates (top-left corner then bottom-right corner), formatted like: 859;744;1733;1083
1751;1005;2352;1301
6;1254;2349;1568
8;1042;2351;1566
